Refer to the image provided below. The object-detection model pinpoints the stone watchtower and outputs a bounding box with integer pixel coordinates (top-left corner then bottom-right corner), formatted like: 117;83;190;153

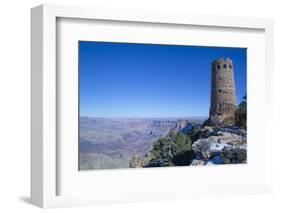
206;58;237;126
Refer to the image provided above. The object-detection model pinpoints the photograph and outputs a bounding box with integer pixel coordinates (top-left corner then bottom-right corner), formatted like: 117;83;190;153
78;41;247;170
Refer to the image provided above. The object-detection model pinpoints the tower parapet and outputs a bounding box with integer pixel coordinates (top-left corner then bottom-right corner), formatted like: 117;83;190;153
206;57;237;126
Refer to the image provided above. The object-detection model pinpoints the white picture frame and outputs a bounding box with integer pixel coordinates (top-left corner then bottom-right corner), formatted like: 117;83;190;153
31;4;274;208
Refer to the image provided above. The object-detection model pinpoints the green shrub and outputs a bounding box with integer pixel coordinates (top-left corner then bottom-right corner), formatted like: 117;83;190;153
146;132;193;167
235;95;247;129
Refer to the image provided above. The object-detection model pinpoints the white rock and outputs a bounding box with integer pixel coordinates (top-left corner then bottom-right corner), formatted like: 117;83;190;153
191;159;205;166
192;135;245;160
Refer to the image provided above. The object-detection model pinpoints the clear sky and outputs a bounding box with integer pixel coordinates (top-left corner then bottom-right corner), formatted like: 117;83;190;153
79;41;246;118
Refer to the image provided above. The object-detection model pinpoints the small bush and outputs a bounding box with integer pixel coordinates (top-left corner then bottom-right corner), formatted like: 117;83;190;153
145;132;193;167
235;95;247;129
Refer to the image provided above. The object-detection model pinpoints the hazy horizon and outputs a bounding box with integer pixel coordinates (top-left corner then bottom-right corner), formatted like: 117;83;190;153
80;115;208;119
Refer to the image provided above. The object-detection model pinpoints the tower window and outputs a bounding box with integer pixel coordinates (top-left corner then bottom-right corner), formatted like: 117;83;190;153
217;65;220;69
223;64;227;69
218;89;222;93
229;64;232;69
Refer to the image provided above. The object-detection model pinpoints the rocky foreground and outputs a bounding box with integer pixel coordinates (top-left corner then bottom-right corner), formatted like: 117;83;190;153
130;125;247;168
191;126;246;165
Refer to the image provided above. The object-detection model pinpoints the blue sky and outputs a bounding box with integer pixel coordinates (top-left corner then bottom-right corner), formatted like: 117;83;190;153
79;41;246;118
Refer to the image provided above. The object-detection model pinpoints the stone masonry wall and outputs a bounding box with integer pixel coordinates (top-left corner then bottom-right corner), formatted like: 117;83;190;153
209;58;237;126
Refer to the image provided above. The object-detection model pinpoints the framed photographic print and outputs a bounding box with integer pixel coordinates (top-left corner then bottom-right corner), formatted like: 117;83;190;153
31;4;274;208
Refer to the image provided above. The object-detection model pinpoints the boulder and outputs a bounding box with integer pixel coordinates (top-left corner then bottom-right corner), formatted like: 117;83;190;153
190;159;205;166
192;136;229;160
192;127;246;164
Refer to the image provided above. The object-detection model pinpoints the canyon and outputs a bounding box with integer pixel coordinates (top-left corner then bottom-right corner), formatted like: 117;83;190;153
79;117;204;170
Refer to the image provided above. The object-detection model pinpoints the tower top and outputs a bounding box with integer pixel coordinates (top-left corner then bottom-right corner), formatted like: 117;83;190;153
213;57;233;64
